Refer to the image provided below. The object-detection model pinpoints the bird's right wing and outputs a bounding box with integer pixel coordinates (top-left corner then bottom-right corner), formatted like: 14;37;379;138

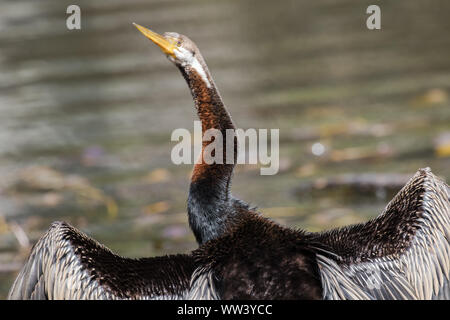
8;221;203;300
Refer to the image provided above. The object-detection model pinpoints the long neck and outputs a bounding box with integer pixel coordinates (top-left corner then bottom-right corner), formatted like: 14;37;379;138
178;58;237;245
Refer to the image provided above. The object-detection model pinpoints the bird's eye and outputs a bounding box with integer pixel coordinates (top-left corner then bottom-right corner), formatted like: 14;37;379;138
177;41;182;47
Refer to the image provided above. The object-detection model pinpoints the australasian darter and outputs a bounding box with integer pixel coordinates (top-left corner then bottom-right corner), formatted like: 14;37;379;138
8;24;450;300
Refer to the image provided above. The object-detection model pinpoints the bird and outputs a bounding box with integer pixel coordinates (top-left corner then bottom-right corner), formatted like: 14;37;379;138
8;23;450;300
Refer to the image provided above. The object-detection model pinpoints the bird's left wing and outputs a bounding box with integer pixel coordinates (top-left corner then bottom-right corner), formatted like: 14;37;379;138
314;168;449;300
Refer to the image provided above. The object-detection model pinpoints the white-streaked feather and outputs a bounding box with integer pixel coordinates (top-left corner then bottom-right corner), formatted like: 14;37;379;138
318;168;450;300
186;267;219;300
8;222;215;300
174;47;211;88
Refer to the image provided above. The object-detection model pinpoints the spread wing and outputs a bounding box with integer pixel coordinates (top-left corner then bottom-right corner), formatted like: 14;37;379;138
315;168;450;300
7;221;200;300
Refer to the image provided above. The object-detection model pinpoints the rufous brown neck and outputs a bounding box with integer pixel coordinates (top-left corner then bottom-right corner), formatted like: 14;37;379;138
177;61;238;244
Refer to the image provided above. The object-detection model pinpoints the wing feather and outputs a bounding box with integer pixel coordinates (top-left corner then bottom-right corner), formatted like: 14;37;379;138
316;168;450;300
8;221;203;300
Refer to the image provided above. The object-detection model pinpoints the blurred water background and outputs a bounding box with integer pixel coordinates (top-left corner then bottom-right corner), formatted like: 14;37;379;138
0;0;449;298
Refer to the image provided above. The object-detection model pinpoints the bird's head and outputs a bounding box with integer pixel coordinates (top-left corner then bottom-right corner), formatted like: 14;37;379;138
134;23;206;70
134;23;211;87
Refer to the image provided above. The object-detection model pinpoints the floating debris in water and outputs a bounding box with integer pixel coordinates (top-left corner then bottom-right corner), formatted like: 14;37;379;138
11;166;118;219
143;168;171;184
142;201;171;215
411;88;448;107
162;225;187;239
82;145;106;167
295;172;411;203
8;221;30;249
295;163;317;178
329;143;393;162
434;132;450;158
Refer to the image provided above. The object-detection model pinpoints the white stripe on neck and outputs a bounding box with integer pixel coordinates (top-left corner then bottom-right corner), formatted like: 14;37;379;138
190;57;211;88
175;48;211;88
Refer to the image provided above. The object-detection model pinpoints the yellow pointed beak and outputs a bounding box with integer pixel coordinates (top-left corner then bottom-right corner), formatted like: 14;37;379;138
133;23;176;57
